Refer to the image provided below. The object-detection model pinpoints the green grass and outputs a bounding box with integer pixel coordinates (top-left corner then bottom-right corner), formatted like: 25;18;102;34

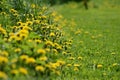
0;0;120;80
53;1;120;80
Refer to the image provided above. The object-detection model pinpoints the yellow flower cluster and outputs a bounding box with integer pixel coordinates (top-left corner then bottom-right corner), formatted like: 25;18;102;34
0;24;7;35
19;67;28;75
37;49;46;55
0;56;8;64
35;65;45;72
10;67;28;75
0;1;73;79
0;71;7;80
8;22;33;42
0;50;9;57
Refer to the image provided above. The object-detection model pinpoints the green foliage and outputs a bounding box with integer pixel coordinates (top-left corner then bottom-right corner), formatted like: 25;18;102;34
0;0;72;79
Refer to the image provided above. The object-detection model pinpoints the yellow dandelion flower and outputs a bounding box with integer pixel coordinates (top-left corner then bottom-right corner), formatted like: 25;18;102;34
14;48;21;53
57;60;65;65
35;39;42;44
35;66;45;72
97;64;103;68
34;20;40;24
103;72;107;76
22;26;32;31
45;48;50;52
52;49;58;54
3;38;8;42
45;64;51;68
13;13;18;17
45;41;54;46
54;43;59;47
11;26;18;29
39;56;47;61
16;36;22;41
26;21;33;26
0;27;7;35
37;49;46;55
2;51;9;57
8;35;16;41
50;65;58;69
112;63;118;67
9;32;15;36
75;30;82;34
20;34;28;39
54;62;60;67
42;6;47;10
0;56;8;64
19;29;29;35
31;4;36;8
56;46;62;50
67;64;72;67
17;21;23;26
20;55;29;61
0;71;7;79
26;57;36;64
19;67;28;75
48;62;59;69
78;56;83;60
11;69;19;75
0;51;9;57
0;12;6;15
74;67;79;71
41;15;47;19
50;32;55;37
10;9;17;13
62;51;67;55
74;64;80;67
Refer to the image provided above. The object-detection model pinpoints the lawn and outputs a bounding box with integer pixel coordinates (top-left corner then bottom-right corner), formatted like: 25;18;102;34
52;1;120;80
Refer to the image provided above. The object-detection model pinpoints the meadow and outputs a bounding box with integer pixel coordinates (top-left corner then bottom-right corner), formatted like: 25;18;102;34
0;0;120;80
54;1;120;80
